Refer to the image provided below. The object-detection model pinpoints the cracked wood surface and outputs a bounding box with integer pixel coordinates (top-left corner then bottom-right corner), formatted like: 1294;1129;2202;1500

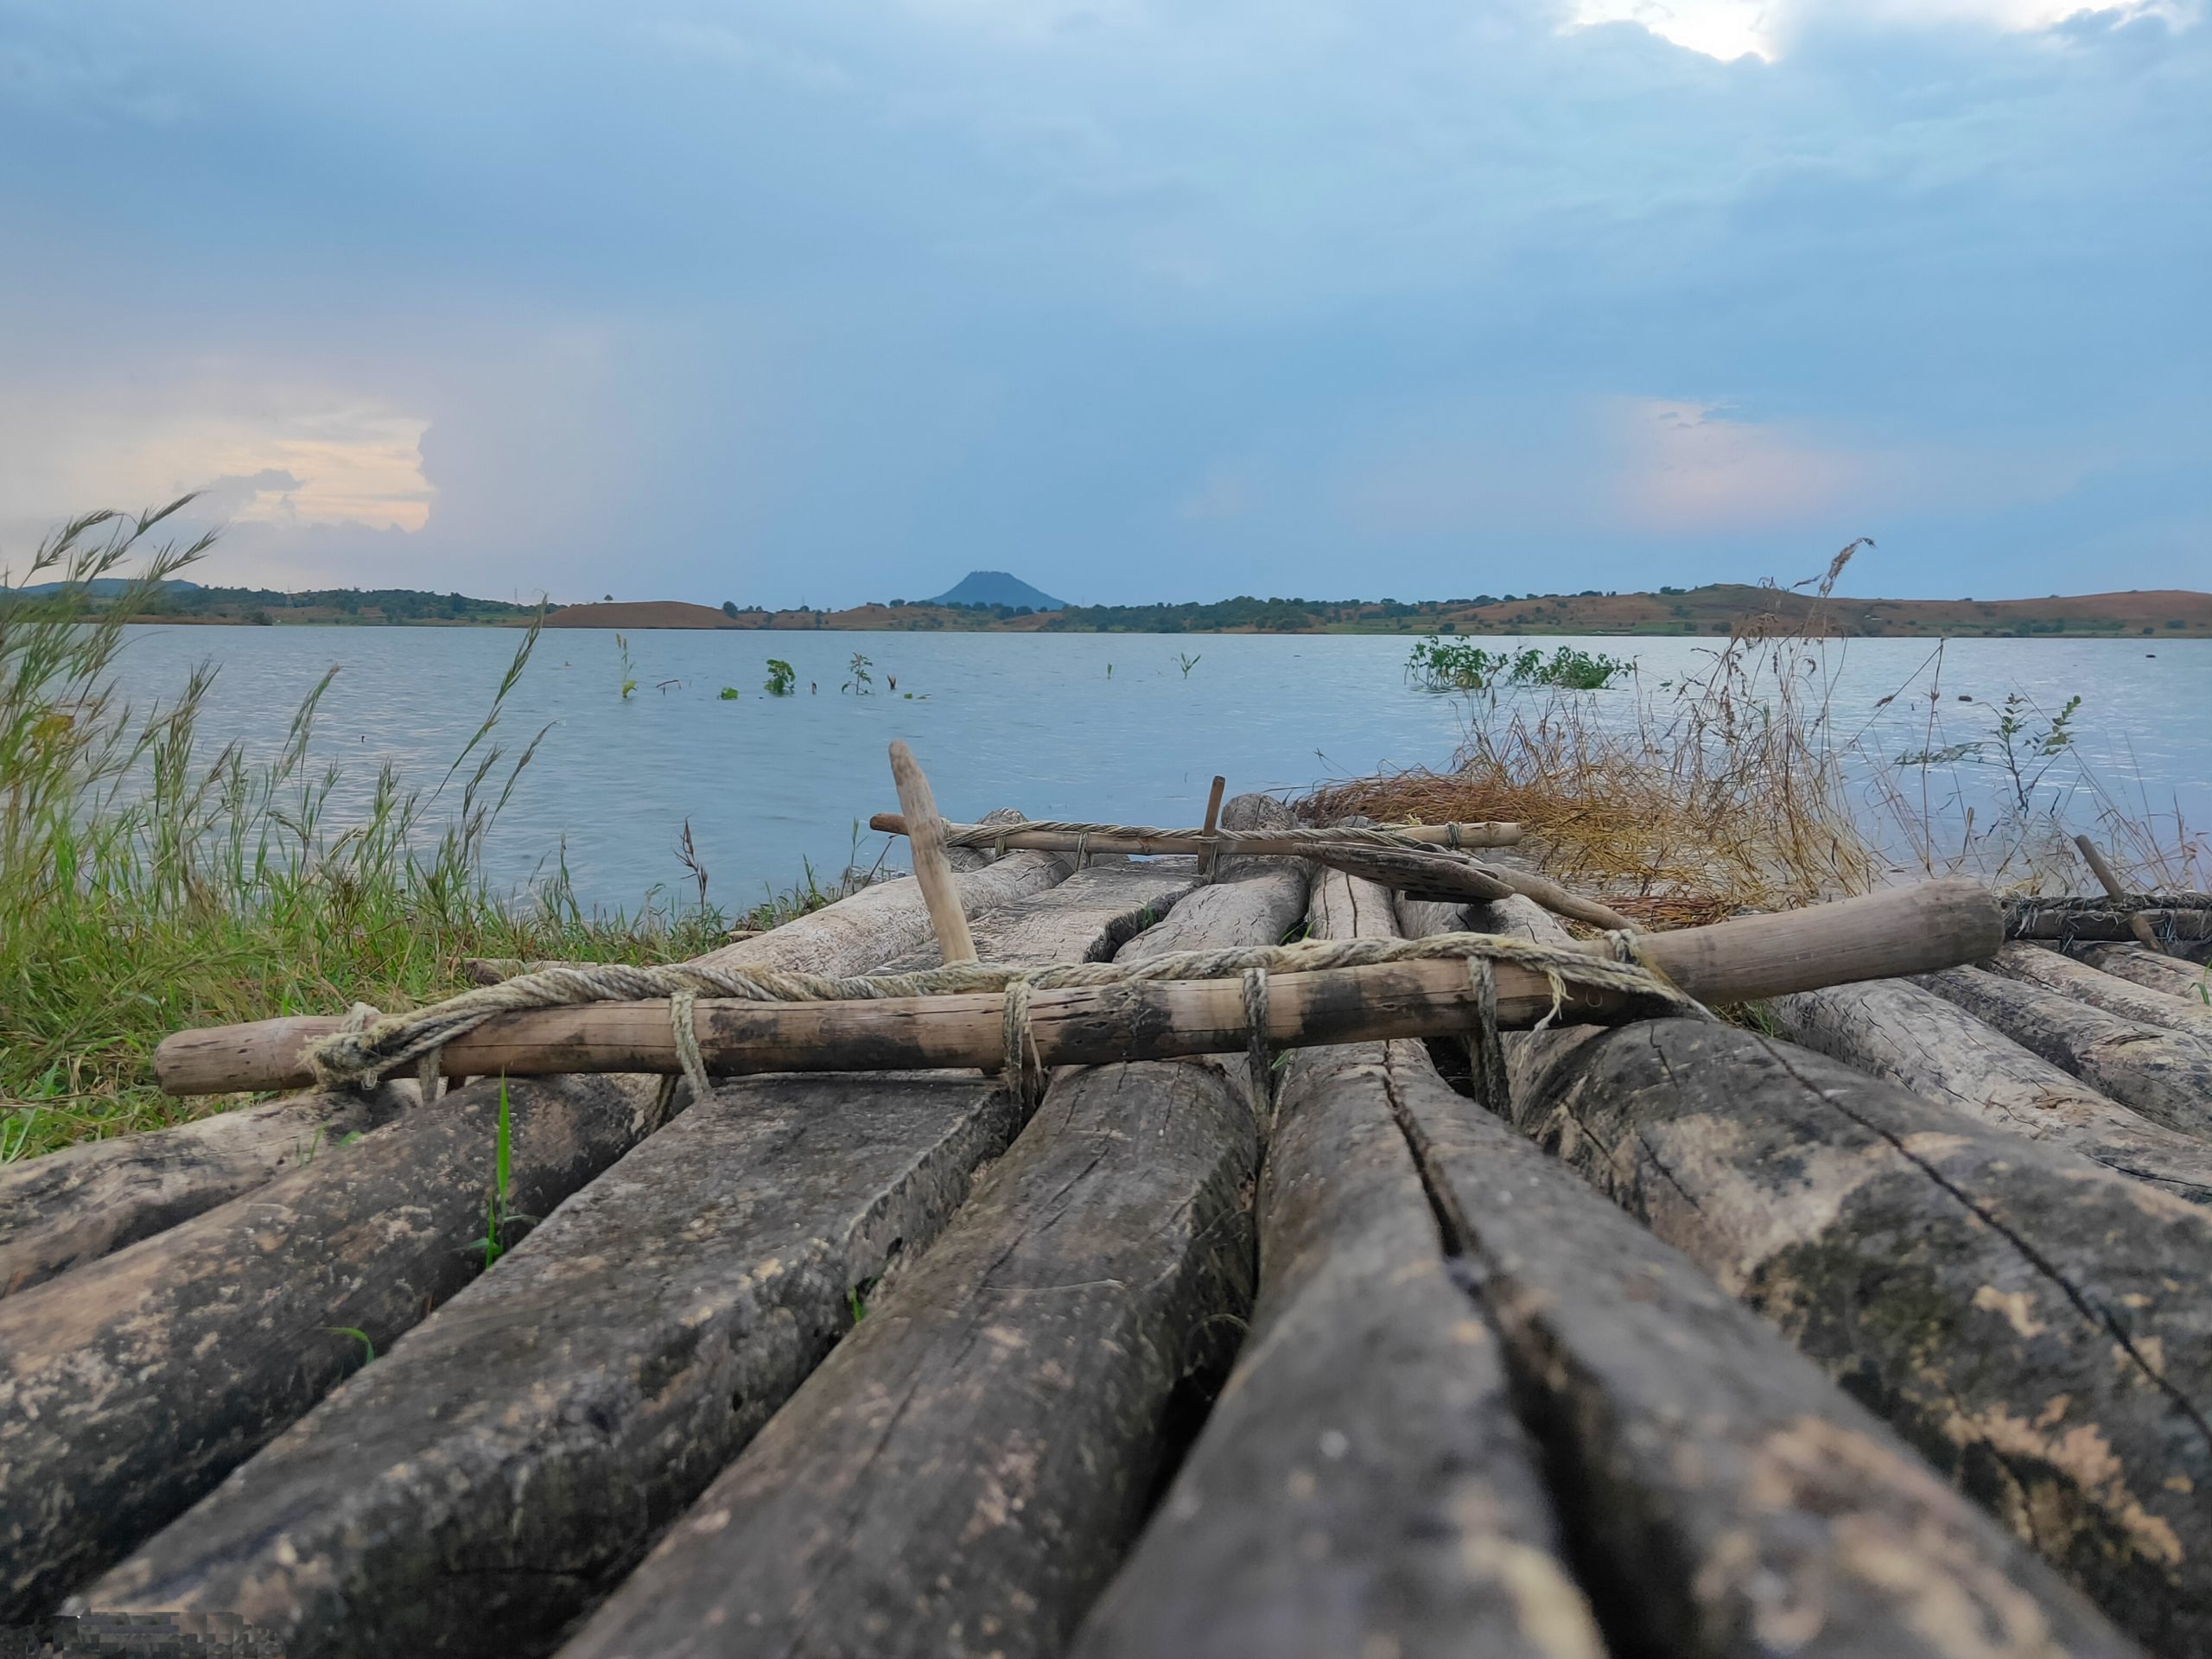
0;1071;660;1624
0;1082;413;1299
1985;944;2212;1040
551;800;1296;1659
870;858;1204;972
2077;944;2212;1003
1770;978;2212;1205
1509;1019;2212;1656
1919;966;2212;1141
1072;867;1604;1659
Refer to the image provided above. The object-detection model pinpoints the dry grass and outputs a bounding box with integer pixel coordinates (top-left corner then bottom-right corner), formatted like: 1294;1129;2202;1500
1305;545;2207;920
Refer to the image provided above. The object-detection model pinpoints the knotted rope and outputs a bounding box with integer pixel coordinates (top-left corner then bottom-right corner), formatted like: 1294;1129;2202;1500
306;933;1708;1103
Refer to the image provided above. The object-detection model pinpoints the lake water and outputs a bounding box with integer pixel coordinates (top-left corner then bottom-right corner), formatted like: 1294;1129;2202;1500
105;626;2211;913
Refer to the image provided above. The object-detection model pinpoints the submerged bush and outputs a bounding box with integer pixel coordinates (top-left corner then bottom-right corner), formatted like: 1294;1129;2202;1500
1406;638;1630;691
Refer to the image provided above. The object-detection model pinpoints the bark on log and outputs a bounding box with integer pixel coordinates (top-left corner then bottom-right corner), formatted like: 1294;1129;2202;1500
1918;966;2212;1140
1507;1020;2212;1656
1073;868;1604;1659
1985;943;2212;1039
1769;978;2212;1204
552;816;1300;1659
2079;944;2212;1002
0;1072;658;1624
76;808;1264;1659
0;1083;411;1299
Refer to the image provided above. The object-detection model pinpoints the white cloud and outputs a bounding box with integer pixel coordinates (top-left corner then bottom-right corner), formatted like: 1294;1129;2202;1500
1603;397;1865;531
1564;0;2201;61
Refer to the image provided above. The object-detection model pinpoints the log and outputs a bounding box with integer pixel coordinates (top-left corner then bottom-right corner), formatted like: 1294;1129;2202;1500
2079;943;2212;1001
0;1083;411;1299
0;1071;659;1623
870;860;1202;972
79;1071;1030;1657
551;812;1306;1659
1198;773;1225;878
155;880;2006;1096
76;802;1264;1659
868;813;1525;855
2006;906;2212;944
1984;942;2212;1039
1507;1019;2212;1655
1918;965;2212;1140
1395;1039;2133;1659
1073;867;1603;1659
1769;978;2212;1204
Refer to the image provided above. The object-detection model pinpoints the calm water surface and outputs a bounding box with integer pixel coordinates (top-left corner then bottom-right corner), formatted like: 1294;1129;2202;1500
107;626;2212;912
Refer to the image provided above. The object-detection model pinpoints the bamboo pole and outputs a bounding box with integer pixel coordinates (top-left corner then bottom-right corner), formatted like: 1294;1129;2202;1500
867;815;1522;856
155;880;2000;1096
2074;834;2166;954
1198;775;1226;879
889;741;976;965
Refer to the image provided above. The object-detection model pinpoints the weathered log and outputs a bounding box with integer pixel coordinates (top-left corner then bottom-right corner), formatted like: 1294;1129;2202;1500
1507;1020;2212;1656
551;819;1303;1659
155;880;2006;1096
1074;867;1602;1659
870;859;1202;971
2079;943;2212;1001
2006;906;2212;944
2073;836;2168;953
888;740;979;963
72;810;1263;1659
0;1071;659;1624
0;1082;411;1298
1984;942;2212;1039
79;1071;1029;1658
1400;1037;2135;1659
1769;978;2212;1204
1919;965;2212;1140
1084;885;2131;1659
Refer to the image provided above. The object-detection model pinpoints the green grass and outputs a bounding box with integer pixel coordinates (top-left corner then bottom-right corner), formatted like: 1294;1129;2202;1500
0;504;873;1161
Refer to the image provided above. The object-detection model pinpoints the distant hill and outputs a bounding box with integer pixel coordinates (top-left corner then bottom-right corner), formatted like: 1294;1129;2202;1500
12;576;205;597
925;571;1065;612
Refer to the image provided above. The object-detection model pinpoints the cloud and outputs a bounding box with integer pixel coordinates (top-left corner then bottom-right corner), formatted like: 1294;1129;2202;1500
1604;398;1865;531
1564;0;2202;61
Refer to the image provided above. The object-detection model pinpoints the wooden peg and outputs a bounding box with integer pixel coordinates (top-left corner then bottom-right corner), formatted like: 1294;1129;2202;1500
1198;775;1227;880
889;741;978;964
2074;834;2165;955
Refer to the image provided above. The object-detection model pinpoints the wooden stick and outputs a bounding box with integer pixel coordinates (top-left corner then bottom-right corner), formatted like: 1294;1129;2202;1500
2074;834;2166;954
868;815;1522;855
889;741;976;965
1198;775;1226;879
155;881;2001;1095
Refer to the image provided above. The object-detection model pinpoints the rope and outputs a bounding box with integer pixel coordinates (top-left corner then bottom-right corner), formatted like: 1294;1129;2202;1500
1465;957;1512;1112
939;818;1505;855
1242;966;1271;1113
1001;980;1045;1105
306;932;1708;1092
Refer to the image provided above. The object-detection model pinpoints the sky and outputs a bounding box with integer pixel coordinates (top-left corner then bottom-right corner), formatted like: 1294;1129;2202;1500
0;0;2205;607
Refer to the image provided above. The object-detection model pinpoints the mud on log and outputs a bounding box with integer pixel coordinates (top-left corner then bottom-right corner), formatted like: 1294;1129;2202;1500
1769;977;2212;1205
1508;1019;2212;1656
0;1082;412;1300
1919;965;2212;1141
1082;878;2131;1659
0;1072;659;1624
554;804;1306;1659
